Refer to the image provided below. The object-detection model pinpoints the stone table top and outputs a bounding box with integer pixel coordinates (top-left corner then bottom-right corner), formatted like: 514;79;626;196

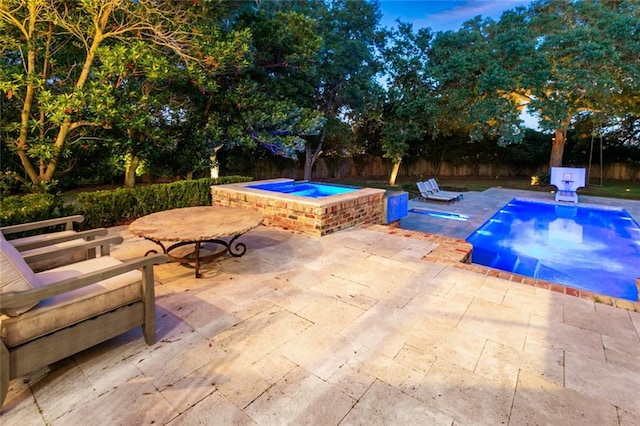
129;206;264;242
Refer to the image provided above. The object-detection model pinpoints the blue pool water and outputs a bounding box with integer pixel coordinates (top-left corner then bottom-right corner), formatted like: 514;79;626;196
466;198;640;301
248;181;358;198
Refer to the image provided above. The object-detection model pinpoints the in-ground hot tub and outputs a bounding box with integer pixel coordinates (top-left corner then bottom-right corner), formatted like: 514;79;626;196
211;178;386;236
248;180;359;198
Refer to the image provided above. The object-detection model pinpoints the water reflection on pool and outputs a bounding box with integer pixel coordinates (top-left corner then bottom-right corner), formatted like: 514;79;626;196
466;198;640;301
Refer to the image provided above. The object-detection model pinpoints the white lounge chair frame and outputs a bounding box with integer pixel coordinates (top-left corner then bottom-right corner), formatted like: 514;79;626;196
1;215;86;250
416;181;458;203
427;179;464;201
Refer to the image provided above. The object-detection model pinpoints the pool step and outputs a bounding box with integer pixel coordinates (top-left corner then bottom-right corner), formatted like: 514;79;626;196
488;252;540;277
536;263;576;286
513;256;540;276
490;252;517;270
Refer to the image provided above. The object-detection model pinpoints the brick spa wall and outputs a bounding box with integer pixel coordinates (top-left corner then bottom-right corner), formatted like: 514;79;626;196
211;178;386;237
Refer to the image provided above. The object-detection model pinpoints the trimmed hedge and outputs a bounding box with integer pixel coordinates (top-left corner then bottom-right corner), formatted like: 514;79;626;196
1;176;253;230
0;193;74;227
76;176;252;229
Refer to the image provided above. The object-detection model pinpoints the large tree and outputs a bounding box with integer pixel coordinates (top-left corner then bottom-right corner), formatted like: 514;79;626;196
300;0;385;180
427;16;526;145
96;40;191;187
379;22;435;185
204;0;385;181
0;0;208;187
189;1;325;178
523;0;640;167
427;0;640;169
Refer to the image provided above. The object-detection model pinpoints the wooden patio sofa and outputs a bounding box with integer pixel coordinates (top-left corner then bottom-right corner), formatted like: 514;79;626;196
0;229;167;409
1;215;109;271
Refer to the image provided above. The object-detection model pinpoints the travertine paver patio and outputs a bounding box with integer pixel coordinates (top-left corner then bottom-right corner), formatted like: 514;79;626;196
2;223;639;425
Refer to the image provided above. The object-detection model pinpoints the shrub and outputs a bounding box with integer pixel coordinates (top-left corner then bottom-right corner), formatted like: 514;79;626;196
0;193;75;228
1;176;253;230
77;176;253;228
77;188;138;228
530;172;550;186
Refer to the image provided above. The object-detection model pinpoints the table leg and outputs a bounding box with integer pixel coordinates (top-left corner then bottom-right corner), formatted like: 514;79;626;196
228;234;248;257
142;235;250;278
195;241;202;278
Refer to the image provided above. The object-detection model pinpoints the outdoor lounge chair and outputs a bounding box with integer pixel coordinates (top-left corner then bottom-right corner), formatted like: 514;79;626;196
1;215;110;272
1;215;86;250
428;178;464;201
416;181;458;203
0;232;167;409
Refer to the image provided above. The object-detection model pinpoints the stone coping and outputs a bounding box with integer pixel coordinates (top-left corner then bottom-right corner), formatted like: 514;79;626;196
366;224;640;312
215;178;385;207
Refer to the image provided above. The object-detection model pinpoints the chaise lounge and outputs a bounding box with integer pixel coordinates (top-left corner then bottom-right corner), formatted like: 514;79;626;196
427;178;464;201
416;181;459;204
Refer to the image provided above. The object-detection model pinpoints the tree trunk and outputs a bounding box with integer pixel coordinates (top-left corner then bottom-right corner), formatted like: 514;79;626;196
549;125;569;168
210;145;222;179
303;133;325;181
388;158;401;185
304;143;314;180
16;5;40;183
43;18;106;182
210;161;219;179
124;155;140;188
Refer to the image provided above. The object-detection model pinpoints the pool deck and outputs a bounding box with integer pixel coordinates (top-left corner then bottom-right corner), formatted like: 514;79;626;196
2;189;640;424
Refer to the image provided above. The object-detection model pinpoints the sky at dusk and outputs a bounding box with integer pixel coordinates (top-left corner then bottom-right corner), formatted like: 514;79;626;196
379;0;533;33
378;0;540;128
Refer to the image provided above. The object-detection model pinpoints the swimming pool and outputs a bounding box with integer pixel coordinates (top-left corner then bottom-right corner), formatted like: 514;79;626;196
466;198;640;301
248;181;357;198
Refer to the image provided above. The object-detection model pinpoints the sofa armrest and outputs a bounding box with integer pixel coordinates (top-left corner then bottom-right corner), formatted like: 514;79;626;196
11;228;109;251
1;215;85;236
22;235;124;266
0;254;168;310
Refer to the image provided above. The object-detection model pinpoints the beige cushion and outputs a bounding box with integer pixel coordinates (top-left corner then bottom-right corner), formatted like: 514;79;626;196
0;233;39;316
7;230;76;250
1;256;142;347
21;239;90;272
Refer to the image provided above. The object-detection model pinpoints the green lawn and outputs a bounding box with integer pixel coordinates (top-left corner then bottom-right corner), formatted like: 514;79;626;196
334;176;640;201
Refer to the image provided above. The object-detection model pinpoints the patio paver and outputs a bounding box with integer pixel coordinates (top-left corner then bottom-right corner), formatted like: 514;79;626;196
1;221;639;425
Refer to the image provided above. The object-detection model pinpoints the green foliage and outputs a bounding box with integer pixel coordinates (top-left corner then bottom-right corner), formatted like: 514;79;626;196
1;0;253;186
3;0;637;191
231;0;386;178
530;172;550;186
0;193;74;226
77;188;138;228
76;176;253;228
56;144;124;190
418;0;640;168
198;2;327;163
376;23;434;173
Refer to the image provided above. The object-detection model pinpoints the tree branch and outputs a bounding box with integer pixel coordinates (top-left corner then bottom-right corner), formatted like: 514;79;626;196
68;121;112;131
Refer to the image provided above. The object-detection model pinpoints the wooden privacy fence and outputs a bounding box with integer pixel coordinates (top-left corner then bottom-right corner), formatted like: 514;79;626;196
245;157;640;181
